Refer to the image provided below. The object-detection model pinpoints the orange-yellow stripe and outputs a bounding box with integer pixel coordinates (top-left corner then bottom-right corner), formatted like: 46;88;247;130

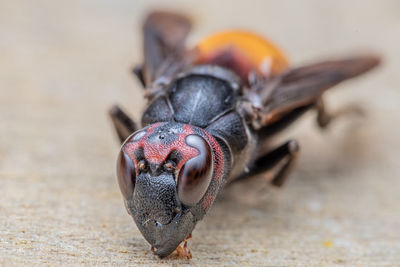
196;30;289;76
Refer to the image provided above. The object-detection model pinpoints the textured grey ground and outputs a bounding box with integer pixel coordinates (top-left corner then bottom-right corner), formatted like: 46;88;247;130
1;1;400;266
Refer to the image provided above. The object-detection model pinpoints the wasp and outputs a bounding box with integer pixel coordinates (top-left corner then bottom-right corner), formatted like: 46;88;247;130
109;11;380;258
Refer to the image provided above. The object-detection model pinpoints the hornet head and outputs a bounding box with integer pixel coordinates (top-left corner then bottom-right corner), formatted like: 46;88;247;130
116;122;225;257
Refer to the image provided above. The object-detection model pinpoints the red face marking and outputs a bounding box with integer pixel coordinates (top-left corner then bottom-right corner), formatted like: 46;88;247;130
122;122;226;211
201;131;225;211
124;124;199;172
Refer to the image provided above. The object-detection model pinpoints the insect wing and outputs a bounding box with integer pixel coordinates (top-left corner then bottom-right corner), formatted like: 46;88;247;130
252;55;380;126
142;11;192;87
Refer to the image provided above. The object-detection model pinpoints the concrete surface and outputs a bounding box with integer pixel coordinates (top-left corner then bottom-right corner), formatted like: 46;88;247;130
1;0;399;266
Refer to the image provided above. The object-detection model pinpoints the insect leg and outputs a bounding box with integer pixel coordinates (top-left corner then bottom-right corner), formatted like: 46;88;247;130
109;105;138;143
248;140;300;187
315;98;364;129
132;65;146;88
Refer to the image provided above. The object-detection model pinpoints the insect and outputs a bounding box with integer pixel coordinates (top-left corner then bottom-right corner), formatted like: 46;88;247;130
109;11;380;258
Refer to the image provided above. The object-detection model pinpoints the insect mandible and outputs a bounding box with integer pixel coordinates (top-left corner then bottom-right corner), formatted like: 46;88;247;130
109;11;380;258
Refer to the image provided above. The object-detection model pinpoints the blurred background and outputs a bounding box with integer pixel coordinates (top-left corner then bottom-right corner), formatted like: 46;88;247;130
1;0;399;265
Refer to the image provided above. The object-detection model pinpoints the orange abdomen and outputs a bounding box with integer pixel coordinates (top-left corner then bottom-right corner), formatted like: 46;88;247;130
195;30;289;81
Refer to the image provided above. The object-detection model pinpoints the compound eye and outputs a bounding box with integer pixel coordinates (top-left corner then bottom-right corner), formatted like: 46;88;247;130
116;149;136;200
177;135;213;206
